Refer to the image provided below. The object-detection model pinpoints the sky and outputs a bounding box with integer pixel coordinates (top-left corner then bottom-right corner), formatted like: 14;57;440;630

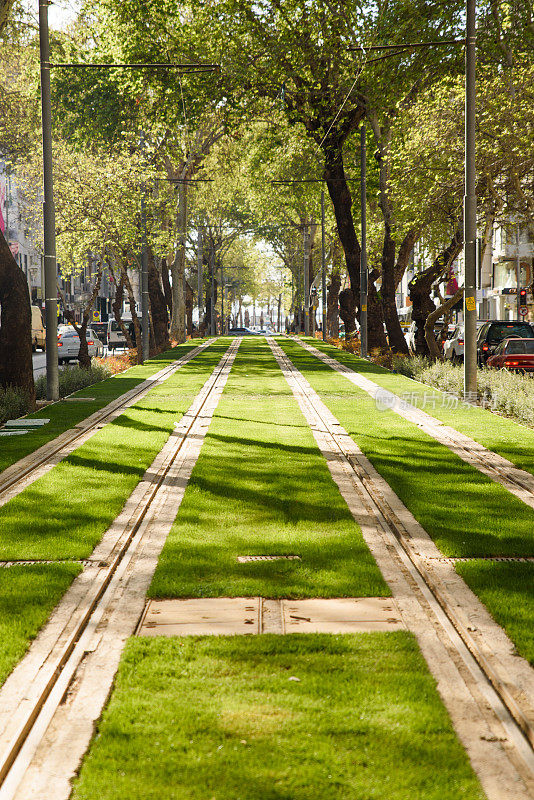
47;0;79;29
21;0;79;29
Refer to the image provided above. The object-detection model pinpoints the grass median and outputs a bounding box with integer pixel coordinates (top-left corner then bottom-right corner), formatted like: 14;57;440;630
455;560;534;666
305;337;534;477
150;337;388;599
0;341;228;560
0;563;82;686
70;634;485;800
0;341;208;476
278;338;534;557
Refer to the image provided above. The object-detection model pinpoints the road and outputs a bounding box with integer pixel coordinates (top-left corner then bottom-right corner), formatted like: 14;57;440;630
32;347;123;379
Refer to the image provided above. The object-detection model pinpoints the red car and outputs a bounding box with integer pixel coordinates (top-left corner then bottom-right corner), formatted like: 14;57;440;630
486;338;534;373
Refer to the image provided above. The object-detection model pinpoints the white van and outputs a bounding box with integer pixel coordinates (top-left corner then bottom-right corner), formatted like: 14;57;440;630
31;306;46;351
107;315;132;349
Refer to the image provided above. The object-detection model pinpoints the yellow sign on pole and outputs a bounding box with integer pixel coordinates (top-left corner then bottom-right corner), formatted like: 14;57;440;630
465;296;476;312
92;310;100;322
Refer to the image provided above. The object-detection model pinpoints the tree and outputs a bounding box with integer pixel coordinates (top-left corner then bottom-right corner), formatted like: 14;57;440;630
0;17;38;400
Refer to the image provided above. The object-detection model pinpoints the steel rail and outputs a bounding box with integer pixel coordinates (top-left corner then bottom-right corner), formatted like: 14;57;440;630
0;340;239;798
293;338;534;509
271;340;534;783
0;340;215;508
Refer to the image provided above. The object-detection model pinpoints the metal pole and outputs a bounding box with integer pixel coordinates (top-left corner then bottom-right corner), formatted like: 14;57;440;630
303;225;310;335
140;193;149;361
197;228;203;332
360;125;368;359
221;264;224;334
516;223;521;321
39;0;59;400
463;0;477;398
321;191;327;341
210;243;216;335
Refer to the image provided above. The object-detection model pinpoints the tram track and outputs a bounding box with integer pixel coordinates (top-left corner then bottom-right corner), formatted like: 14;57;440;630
269;338;534;798
0;339;216;511
0;338;240;800
294;337;534;510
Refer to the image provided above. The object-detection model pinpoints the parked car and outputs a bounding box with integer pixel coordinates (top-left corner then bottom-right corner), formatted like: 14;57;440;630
443;326;464;362
31;306;46;351
405;320;448;355
443;322;485;363
227;327;261;336
486;338;534;373
476;320;534;365
90;321;109;347
57;327;104;364
108;317;132;349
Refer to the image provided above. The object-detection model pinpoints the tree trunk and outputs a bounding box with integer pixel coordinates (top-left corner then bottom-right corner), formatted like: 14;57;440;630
327;269;341;338
160;256;173;317
110;268;134;350
409;226;463;356
148;250;169;352
0;230;35;405
424;288;464;360
121;264;143;363
59;263;103;370
170;182;187;342
381;223;409;353
323;150;387;348
185;281;193;337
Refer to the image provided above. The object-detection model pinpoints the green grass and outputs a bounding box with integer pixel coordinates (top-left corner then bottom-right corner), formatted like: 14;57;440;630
0;341;229;560
150;338;388;598
278;338;534;557
0;341;207;476
0;563;82;686
306;338;534;477
455;560;534;666
70;634;485;800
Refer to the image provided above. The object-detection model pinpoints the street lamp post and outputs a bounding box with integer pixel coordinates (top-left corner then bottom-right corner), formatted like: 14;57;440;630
38;0;59;401
139;182;150;361
303;225;310;335
210;243;216;335
321;191;327;341
360;124;368;359
197;228;203;332
463;0;477;398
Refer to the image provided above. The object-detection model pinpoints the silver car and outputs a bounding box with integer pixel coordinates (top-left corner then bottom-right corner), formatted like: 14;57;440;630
57;327;104;364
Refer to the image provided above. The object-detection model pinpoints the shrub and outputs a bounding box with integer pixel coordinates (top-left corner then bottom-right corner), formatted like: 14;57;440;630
0;386;31;425
391;356;534;427
34;359;113;400
94;351;136;375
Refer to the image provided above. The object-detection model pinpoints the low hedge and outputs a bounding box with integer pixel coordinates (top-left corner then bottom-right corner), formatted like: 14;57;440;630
392;356;534;426
34;360;113;401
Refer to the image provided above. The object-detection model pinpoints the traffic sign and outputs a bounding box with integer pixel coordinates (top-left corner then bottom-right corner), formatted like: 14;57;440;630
519;307;528;317
92;310;100;322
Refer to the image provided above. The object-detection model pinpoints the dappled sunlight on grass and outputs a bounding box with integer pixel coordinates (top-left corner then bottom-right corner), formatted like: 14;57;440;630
0;564;81;686
456;561;534;666
307;338;534;476
281;339;534;557
150;338;388;599
70;635;485;800
0;342;229;560
0;340;208;475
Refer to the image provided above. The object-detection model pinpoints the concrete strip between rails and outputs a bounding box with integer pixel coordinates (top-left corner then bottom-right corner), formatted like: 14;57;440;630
268;337;534;800
294;337;534;510
0;338;240;800
0;338;217;511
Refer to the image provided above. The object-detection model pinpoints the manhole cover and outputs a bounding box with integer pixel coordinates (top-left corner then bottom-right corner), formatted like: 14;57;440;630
138;598;261;636
237;555;301;563
282;598;405;633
